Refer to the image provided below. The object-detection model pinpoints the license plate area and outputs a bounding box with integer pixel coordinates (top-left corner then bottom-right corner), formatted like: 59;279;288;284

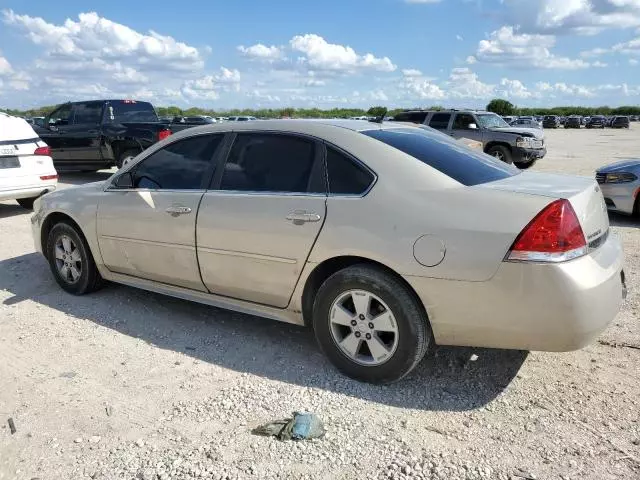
0;157;20;169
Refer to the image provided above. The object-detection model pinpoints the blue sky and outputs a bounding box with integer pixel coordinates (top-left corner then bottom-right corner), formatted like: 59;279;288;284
1;0;640;109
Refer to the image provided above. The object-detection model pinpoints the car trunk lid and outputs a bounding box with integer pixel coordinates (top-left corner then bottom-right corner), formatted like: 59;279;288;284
478;172;609;246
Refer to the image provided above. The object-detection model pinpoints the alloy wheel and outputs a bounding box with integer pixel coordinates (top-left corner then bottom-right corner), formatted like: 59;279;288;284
328;290;399;366
54;235;82;284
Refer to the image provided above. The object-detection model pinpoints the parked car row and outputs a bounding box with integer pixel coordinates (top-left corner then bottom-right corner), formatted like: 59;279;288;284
539;115;631;129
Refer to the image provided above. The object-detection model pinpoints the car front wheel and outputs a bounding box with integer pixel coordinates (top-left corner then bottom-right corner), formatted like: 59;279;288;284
46;222;104;295
312;265;432;384
486;145;513;164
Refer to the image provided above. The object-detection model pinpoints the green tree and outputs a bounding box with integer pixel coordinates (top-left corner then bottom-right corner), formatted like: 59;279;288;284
486;99;515;116
367;106;387;117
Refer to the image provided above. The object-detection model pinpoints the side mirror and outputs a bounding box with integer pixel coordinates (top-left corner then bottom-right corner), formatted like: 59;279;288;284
468;123;478;130
113;172;134;189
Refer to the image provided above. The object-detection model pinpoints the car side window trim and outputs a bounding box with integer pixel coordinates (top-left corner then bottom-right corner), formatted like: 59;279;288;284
321;141;378;198
206;131;327;196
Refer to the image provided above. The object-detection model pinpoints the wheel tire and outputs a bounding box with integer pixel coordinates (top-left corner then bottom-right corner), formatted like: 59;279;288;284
16;197;38;210
46;222;104;295
514;160;536;170
312;264;432;384
486;145;513;164
116;149;140;169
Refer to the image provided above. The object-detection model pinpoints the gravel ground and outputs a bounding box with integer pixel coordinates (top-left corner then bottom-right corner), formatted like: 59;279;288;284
1;126;639;480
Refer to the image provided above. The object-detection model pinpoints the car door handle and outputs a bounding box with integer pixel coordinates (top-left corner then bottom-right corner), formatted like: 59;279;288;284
286;210;321;224
166;205;192;216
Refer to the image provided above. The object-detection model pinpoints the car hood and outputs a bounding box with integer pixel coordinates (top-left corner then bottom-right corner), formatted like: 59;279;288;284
489;126;543;139
597;159;640;173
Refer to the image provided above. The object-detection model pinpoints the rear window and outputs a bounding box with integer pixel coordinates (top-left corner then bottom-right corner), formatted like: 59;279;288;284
362;128;519;186
106;101;158;123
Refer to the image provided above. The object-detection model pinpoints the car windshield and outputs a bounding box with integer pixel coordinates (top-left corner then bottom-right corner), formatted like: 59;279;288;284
107;101;158;123
362;127;519;186
475;114;509;129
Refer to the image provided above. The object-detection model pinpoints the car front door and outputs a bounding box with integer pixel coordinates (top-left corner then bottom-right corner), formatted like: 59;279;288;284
96;133;224;290
450;113;484;143
196;132;327;308
64;101;104;166
40;104;74;165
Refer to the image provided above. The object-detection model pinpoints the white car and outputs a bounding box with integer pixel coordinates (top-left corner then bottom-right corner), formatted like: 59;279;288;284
0;112;57;209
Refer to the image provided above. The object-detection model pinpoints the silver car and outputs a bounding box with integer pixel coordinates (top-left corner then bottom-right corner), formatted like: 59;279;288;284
596;160;640;215
31;120;625;383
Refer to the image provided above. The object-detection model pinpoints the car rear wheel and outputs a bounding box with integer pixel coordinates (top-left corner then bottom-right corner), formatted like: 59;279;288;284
16;197;38;210
486;145;513;164
116;149;140;169
312;264;432;384
46;222;104;295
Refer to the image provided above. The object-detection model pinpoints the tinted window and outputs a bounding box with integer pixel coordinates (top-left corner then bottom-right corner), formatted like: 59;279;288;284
326;147;374;195
220;134;315;193
362;128;519;186
428;113;451;130
105;101;158;123
452;113;476;130
393;112;428;124
133;135;222;190
73;102;103;124
49;104;73;126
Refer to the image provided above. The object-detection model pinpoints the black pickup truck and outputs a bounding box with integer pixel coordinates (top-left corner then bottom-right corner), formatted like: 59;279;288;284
34;99;175;171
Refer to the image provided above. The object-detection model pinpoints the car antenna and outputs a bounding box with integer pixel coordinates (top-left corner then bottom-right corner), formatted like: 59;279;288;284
369;108;388;124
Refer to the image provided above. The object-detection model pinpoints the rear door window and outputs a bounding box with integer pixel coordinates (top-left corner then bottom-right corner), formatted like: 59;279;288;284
428;113;452;130
72;102;103;125
362;128;519;186
105;101;159;123
220;134;316;193
393;112;428;124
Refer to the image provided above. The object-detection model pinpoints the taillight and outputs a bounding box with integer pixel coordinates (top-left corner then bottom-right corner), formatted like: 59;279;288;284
40;174;58;181
34;146;51;156
158;129;171;141
506;199;587;263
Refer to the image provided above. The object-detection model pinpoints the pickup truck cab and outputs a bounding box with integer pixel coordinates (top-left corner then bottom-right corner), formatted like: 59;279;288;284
392;110;546;169
34;100;172;171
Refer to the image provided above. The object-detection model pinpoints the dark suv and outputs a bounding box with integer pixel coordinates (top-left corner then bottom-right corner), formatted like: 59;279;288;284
392;109;546;169
611;116;630;129
542;116;561;128
586;116;606;129
564;116;582;129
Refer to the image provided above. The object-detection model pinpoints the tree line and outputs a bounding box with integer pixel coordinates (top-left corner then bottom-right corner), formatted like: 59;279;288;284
3;100;640;119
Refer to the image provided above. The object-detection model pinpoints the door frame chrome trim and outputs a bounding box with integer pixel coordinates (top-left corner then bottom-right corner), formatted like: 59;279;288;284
99;234;195;251
197;246;297;264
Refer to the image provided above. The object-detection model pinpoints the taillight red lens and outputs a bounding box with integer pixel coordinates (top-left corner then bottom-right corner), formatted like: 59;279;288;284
507;199;587;263
158;129;171;141
40;174;58;181
34;146;51;156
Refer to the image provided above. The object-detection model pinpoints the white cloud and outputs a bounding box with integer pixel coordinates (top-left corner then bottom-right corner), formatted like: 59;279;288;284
502;0;640;35
631;58;639;65
456;34;463;41
446;68;494;98
237;44;283;62
473;26;591;69
496;78;536;99
2;10;203;71
535;81;594;97
401;68;423;77
0;54;13;75
181;67;241;100
290;34;396;73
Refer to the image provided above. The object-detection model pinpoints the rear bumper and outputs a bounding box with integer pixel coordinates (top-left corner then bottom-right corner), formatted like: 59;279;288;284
513;146;546;164
405;233;625;352
0;183;57;202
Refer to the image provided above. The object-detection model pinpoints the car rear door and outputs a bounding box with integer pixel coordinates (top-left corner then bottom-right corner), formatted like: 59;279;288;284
97;133;224;290
427;112;453;133
196;132;327;308
64;101;105;165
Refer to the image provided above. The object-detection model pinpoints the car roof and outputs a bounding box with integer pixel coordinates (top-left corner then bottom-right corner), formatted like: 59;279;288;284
168;119;407;139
